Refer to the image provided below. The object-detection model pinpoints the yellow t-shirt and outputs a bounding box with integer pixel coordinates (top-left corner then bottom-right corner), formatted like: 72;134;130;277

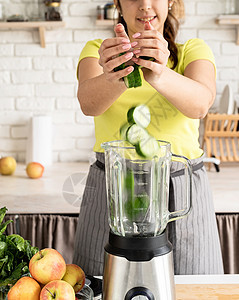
78;38;216;159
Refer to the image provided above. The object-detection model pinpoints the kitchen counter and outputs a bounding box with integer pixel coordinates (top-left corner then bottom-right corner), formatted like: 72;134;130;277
0;162;90;214
1;162;238;214
175;274;239;299
96;274;239;299
2;162;238;272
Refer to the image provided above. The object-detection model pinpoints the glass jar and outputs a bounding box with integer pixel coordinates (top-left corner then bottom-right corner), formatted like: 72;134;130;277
76;284;94;300
26;0;43;21
225;0;236;14
97;5;105;20
0;4;3;20
105;3;118;20
44;1;62;21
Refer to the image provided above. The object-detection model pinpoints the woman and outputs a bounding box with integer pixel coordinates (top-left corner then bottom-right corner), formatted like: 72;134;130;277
73;0;224;276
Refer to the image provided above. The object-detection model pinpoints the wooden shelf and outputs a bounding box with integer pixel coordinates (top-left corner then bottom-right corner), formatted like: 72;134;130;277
0;21;66;48
216;15;239;45
95;19;115;27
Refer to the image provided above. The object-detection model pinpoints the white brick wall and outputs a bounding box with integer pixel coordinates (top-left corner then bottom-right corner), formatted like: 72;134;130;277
0;0;238;162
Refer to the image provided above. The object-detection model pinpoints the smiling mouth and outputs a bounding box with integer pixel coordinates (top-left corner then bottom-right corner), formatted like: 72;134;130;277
137;16;156;23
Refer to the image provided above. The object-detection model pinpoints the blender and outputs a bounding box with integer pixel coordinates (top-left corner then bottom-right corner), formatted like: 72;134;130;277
101;140;192;300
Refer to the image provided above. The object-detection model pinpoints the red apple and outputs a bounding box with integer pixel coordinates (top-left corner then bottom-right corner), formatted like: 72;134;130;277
29;248;66;285
7;276;41;300
62;264;85;293
40;280;75;300
26;162;44;179
0;156;16;175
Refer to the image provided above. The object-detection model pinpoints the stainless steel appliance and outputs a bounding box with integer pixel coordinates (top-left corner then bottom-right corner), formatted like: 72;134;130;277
101;140;192;300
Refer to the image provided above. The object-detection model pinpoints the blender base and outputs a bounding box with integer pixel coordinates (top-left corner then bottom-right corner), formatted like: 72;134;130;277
103;249;175;300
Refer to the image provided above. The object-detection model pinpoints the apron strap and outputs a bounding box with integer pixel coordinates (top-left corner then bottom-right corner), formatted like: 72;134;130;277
95;159;204;177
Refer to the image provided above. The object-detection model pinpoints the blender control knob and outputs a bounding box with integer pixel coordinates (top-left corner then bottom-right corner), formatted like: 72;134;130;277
125;287;155;300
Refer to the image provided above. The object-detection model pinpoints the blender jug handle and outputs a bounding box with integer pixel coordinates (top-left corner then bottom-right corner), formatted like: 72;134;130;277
168;154;193;222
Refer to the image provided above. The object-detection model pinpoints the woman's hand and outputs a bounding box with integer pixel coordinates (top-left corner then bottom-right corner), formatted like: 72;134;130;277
131;22;170;85
98;24;136;84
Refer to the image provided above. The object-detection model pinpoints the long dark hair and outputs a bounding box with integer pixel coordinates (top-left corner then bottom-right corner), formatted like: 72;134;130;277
117;1;184;70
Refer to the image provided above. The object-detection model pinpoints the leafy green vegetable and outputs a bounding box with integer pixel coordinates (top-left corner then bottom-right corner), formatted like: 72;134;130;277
124;193;150;221
0;207;38;294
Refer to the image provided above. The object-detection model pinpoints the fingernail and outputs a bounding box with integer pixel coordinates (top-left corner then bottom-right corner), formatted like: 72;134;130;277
132;32;141;38
122;38;130;43
125;52;133;59
131;41;138;47
127;66;134;72
133;49;140;54
132;57;139;62
122;44;131;50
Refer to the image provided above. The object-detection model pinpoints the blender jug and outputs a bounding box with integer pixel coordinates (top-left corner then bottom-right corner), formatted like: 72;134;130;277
102;140;192;237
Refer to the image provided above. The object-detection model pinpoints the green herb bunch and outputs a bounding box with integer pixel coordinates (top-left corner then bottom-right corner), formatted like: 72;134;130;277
0;207;39;294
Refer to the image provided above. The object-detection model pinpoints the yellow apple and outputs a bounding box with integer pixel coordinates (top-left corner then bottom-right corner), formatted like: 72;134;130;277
29;248;66;285
26;162;44;179
7;276;41;300
62;264;85;293
0;156;16;175
40;280;75;300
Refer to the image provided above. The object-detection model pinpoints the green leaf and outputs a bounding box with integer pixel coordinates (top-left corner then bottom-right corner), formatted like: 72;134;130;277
0;241;7;259
6;234;25;252
25;241;38;261
0;262;28;288
0;256;8;274
0;207;7;225
0;207;38;292
0;220;13;235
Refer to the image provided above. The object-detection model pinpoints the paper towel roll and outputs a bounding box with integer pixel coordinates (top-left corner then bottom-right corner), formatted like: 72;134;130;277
26;115;52;166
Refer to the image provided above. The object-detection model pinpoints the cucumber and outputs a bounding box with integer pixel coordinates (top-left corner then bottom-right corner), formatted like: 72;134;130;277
124;170;134;198
135;137;160;158
138;56;155;69
124;194;150;221
114;55;155;88
114;52;126;72
124;65;142;88
114;53;142;88
127;105;151;128
120;123;130;140
121;105;159;159
126;124;149;146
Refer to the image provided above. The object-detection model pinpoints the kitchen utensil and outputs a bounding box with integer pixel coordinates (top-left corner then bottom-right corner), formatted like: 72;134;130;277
101;140;192;300
102;140;192;237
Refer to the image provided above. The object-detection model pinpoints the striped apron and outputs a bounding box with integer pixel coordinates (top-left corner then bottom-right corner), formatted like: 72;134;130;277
73;152;224;276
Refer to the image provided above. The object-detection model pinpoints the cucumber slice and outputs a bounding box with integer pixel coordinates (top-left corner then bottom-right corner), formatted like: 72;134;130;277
125;170;134;197
124;194;150;221
126;124;149;146
136;137;159;158
127;105;151;128
124;65;142;88
120;123;130;140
